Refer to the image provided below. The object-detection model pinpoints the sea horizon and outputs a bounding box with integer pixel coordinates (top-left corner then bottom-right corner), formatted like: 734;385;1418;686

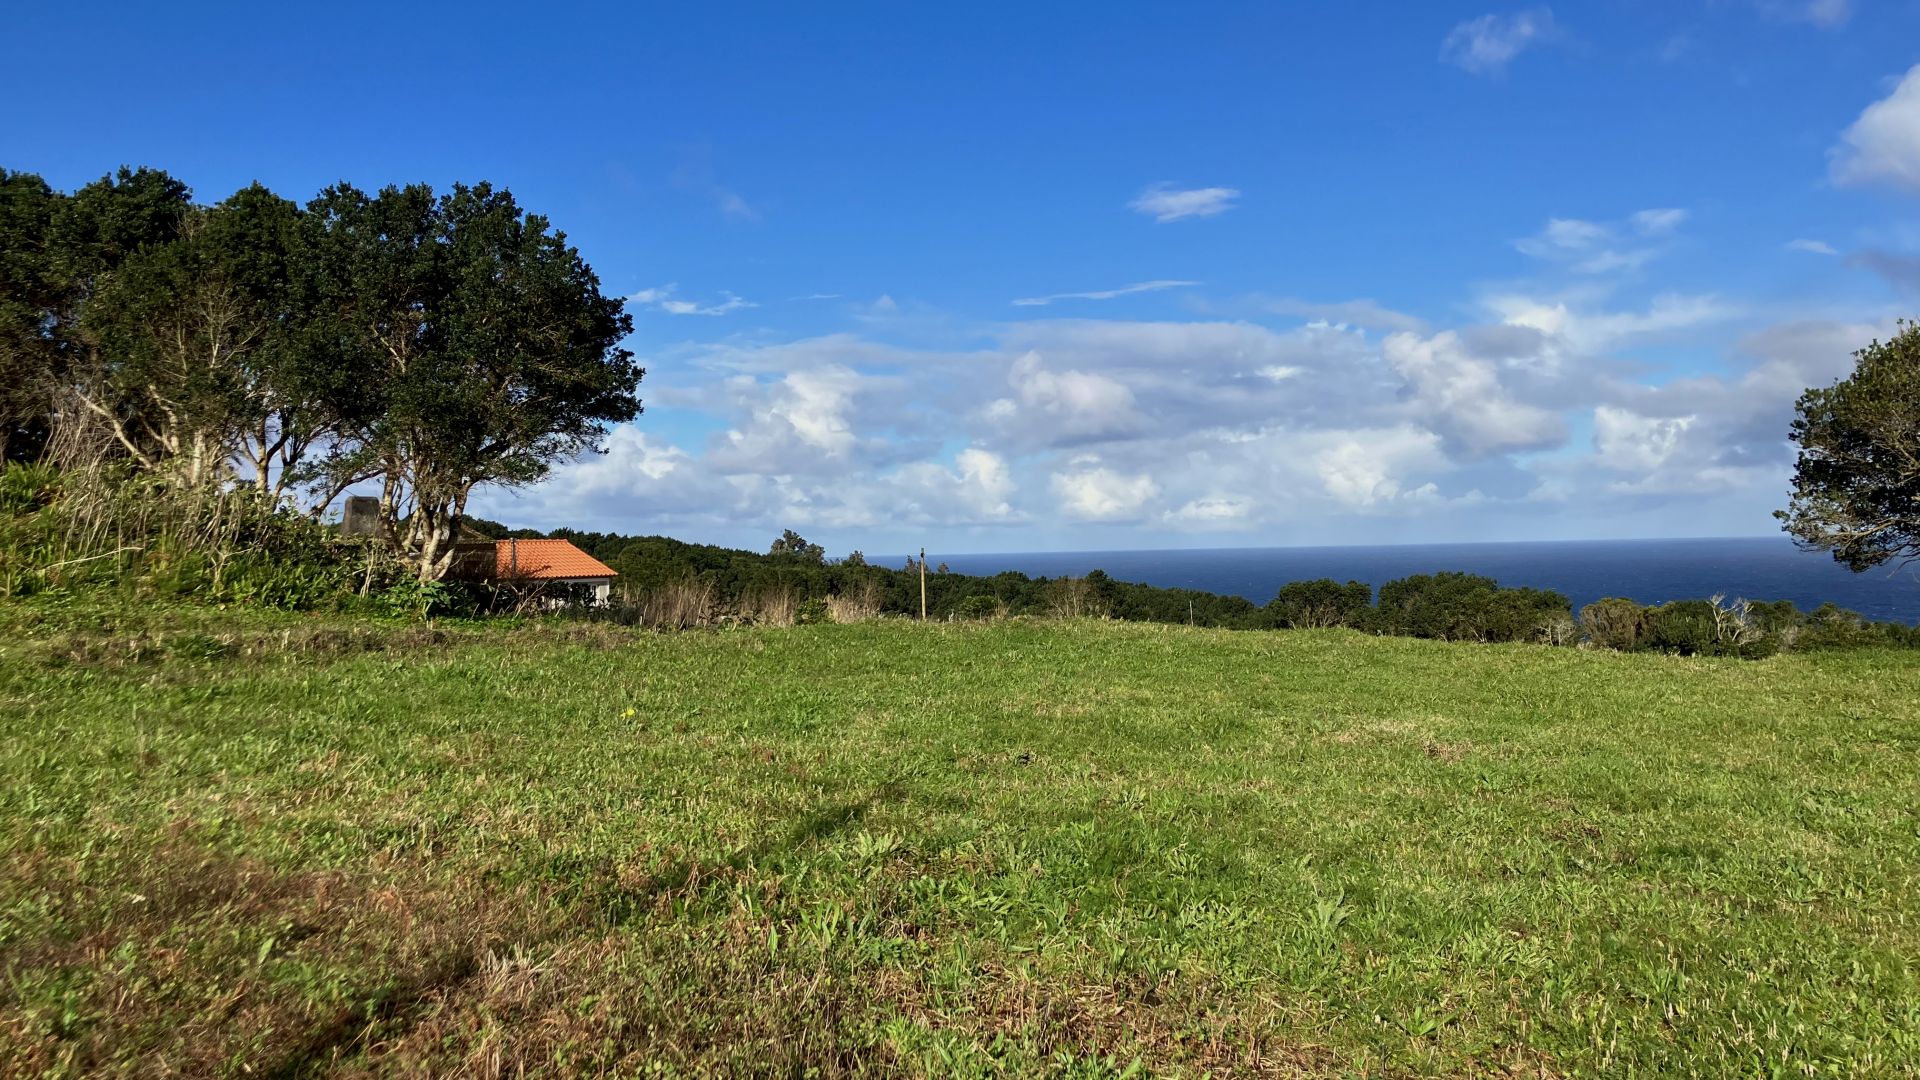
887;536;1920;626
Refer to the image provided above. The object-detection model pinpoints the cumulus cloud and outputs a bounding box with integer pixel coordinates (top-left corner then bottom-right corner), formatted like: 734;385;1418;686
479;281;1886;547
1129;183;1240;222
1593;406;1693;472
1831;65;1920;193
1441;8;1557;76
1562;319;1885;496
1383;330;1567;458
1013;280;1201;307
1051;463;1160;521
999;351;1143;443
1312;430;1446;508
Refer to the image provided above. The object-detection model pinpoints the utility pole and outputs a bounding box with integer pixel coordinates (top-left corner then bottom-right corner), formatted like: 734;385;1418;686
919;547;927;620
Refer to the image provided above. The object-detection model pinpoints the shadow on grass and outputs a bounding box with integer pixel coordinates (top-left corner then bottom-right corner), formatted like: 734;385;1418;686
593;777;911;928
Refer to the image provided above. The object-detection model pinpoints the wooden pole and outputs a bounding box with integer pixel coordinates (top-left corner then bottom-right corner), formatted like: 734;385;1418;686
919;547;927;620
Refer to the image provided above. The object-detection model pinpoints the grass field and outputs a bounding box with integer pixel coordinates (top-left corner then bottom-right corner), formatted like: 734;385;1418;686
2;603;1918;1077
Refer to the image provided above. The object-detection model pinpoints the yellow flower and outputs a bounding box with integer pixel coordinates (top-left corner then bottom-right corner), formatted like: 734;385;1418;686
620;706;637;720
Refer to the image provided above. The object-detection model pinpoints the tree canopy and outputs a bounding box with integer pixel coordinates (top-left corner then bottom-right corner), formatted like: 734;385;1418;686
1778;321;1920;572
1;166;642;579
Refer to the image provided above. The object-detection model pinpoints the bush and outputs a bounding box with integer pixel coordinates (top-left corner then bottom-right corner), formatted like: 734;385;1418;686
956;594;1001;620
1642;599;1718;655
1375;572;1571;643
1269;579;1372;629
1580;597;1648;651
795;597;832;625
0;462;60;515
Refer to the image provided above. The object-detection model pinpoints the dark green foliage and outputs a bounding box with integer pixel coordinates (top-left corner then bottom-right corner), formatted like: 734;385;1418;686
956;595;1000;620
795;597;831;625
1779;320;1920;572
1575;594;1916;658
1793;602;1920;650
1375;572;1571;643
0;464;380;609
769;529;826;564
0;166;195;464
1269;578;1372;629
0;171;59;462
301;181;641;578
1642;599;1720;655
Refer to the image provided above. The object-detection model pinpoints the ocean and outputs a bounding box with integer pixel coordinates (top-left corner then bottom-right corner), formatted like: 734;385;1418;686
917;537;1920;625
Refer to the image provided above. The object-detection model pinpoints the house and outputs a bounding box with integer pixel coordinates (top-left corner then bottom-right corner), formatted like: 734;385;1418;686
491;538;618;605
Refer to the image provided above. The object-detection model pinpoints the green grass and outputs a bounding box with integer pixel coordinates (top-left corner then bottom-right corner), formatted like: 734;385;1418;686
3;603;1918;1077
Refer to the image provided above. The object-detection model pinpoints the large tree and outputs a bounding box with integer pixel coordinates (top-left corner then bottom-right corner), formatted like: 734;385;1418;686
30;167;194;465
305;182;641;579
1778;321;1920;571
79;183;325;491
0;170;59;462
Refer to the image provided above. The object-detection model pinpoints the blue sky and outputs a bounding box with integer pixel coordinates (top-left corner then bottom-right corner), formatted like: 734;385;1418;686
8;1;1920;555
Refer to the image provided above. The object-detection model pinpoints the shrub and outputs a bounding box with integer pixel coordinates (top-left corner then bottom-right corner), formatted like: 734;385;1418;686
1580;597;1648;651
796;597;832;625
0;462;60;515
1642;599;1719;655
381;578;457;621
956;594;1001;620
1376;572;1571;643
1269;579;1372;629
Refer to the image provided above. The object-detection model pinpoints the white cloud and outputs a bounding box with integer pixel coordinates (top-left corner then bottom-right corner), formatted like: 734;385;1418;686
1165;496;1250;525
1831;64;1920;193
1631;208;1689;236
1383;330;1567;458
882;448;1021;525
1003;351;1142;441
1013;280;1201;307
1785;238;1839;256
1129;183;1240;223
1516;217;1609;255
1304;428;1447;509
1051;464;1160;521
630;284;757;316
1483;291;1738;353
1255;297;1428;333
1514;209;1687;274
1593;406;1694;472
1441;8;1557;76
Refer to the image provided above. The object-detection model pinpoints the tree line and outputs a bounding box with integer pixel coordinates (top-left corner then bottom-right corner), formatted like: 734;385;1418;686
466;522;1919;655
1;166;641;579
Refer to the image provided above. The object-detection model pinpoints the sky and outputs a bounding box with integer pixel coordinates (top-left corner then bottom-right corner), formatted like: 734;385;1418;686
7;1;1920;556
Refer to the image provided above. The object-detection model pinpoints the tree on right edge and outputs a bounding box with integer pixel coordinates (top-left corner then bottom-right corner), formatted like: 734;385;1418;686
1778;321;1920;572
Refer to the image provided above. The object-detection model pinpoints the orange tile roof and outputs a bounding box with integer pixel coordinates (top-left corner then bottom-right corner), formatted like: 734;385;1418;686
493;539;618;580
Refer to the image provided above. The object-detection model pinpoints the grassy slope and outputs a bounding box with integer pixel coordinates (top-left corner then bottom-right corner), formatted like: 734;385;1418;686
2;606;1918;1077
